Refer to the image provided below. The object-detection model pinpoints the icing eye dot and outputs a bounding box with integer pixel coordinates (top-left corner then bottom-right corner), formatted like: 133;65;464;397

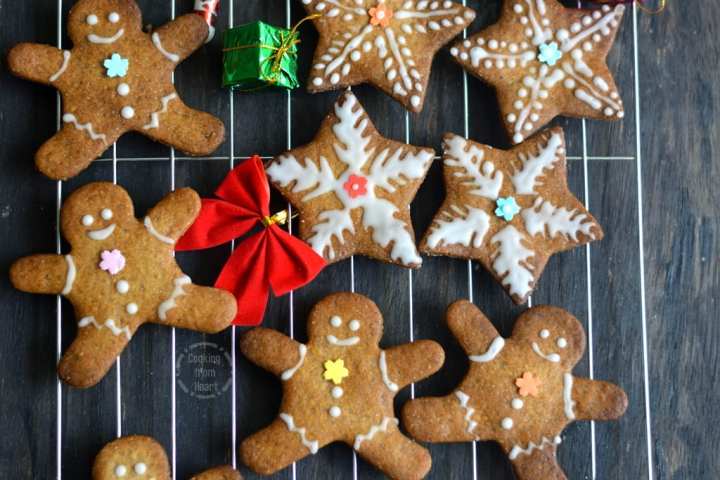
133;462;147;474
82;214;94;226
557;337;568;349
539;329;550;339
86;14;99;25
349;320;360;331
330;315;342;328
511;398;524;410
101;208;113;220
108;12;120;23
331;386;344;398
114;464;127;477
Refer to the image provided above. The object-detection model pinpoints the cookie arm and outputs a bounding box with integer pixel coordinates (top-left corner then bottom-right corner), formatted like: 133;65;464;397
7;43;67;86
239;328;304;377
152;14;208;64
572;377;628;421
383;340;444;390
156;283;236;333
10;254;70;295
446;300;501;356
145;188;201;243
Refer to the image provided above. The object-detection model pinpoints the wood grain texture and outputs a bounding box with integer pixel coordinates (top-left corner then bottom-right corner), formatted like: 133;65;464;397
0;0;716;479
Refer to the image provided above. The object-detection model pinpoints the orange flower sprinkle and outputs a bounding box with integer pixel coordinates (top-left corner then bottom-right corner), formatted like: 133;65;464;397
515;372;541;397
368;3;393;27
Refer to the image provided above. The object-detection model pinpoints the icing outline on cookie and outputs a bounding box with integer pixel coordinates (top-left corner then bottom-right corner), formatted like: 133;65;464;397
61;254;76;295
144;216;175;244
279;413;319;454
158;275;191;321
281;344;307;381
378;351;399;392
469;336;505;363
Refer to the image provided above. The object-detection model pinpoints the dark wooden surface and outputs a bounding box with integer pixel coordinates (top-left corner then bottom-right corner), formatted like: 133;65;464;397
0;0;716;479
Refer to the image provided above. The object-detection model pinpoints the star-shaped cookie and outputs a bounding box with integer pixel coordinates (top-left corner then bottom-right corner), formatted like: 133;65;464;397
10;183;236;388
240;292;444;479
421;128;603;303
7;0;225;180
449;1;625;143
266;91;434;268
403;301;627;480
303;0;476;112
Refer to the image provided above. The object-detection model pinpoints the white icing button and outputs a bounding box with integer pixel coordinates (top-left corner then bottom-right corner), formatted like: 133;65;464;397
126;303;138;315
349;320;360;332
540;329;550;339
501;417;514;430
511;398;524;410
116;280;129;294
82;214;94;226
114;464;127;477
101;208;113;220
329;406;342;418
133;462;147;474
332;386;344;398
121;106;135;119
557;337;568;348
109;12;120;23
117;83;130;96
86;14;99;25
330;315;342;327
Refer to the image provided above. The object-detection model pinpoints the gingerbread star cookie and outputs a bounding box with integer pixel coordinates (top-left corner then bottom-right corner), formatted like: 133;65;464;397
7;0;225;180
266;91;434;268
449;1;625;143
93;435;242;480
10;182;236;388
240;292;444;480
402;301;627;480
421;128;603;303
304;0;476;112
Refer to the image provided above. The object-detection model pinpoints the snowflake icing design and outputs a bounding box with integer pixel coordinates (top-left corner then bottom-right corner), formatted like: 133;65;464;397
103;53;129;78
304;0;475;112
267;92;433;267
422;129;603;302
450;1;625;143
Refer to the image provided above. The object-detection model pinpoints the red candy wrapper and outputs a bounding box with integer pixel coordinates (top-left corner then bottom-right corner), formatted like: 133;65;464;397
195;0;220;42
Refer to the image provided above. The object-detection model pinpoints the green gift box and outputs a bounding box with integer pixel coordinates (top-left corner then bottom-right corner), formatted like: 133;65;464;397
222;21;299;91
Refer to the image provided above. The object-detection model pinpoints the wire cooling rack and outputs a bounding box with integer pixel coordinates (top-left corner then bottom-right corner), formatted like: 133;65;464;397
47;0;653;478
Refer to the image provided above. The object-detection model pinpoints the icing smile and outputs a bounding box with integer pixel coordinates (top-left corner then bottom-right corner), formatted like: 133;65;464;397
326;335;360;347
531;342;560;363
88;28;124;44
87;223;116;240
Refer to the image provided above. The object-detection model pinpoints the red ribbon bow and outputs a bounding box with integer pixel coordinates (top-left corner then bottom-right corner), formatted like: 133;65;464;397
176;155;325;326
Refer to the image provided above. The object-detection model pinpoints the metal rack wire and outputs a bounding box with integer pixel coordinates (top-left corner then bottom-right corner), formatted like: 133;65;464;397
50;0;654;478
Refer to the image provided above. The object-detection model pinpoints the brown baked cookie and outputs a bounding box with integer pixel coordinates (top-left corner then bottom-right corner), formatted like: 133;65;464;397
266;91;434;268
449;1;625;144
421;128;603;304
303;0;476;112
7;0;225;180
240;292;444;480
10;182;236;388
402;301;627;480
93;435;242;480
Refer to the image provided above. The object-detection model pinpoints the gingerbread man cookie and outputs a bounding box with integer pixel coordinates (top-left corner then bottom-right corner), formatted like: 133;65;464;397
402;301;627;480
240;292;445;480
449;1;625;143
8;0;225;180
421;128;603;304
266;91;434;268
93;435;242;480
10;182;236;388
303;0;476;112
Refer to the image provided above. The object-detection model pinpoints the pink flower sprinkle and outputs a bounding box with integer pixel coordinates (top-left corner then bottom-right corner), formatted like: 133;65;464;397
99;249;126;275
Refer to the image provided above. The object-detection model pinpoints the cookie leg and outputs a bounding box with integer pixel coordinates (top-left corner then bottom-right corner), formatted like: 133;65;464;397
58;321;134;388
353;421;431;480
402;394;483;443
510;445;567;480
240;419;317;475
36;123;116;180
154;283;236;333
140;99;225;156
